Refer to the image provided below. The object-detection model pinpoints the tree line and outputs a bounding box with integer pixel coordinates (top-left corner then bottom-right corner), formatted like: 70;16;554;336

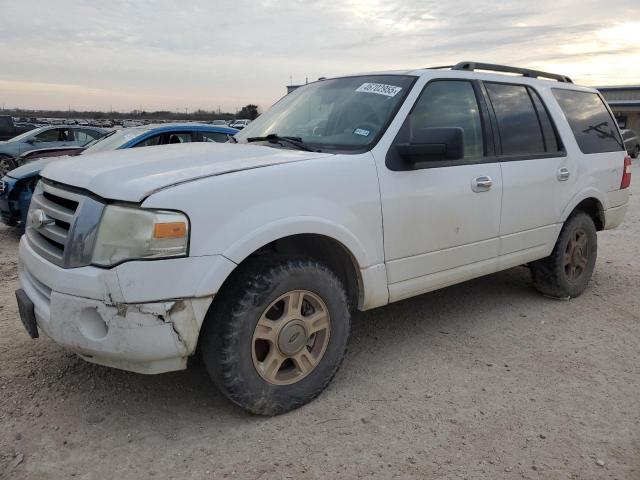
1;104;260;121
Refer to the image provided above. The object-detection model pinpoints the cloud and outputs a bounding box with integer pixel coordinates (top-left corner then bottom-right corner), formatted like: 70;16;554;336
0;0;638;111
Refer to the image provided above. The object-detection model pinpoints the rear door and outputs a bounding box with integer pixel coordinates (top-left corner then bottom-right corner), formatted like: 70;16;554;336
374;79;503;301
482;82;568;269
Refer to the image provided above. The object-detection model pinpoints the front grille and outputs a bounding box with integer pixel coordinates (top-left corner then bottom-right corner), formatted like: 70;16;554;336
25;180;105;268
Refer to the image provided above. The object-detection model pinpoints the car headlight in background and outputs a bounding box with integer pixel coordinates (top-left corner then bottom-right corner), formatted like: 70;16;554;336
92;205;189;267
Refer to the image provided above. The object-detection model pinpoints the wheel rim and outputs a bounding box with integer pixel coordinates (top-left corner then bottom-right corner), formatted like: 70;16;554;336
563;228;589;281
251;290;331;385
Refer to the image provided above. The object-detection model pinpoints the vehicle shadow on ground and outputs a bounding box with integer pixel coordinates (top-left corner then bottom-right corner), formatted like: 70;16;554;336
26;264;547;429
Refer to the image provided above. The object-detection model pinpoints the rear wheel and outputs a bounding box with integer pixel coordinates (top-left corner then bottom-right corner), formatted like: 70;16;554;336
530;212;597;298
0;155;17;177
200;255;351;415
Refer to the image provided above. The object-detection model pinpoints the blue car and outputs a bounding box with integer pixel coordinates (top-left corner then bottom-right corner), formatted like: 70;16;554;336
0;123;237;227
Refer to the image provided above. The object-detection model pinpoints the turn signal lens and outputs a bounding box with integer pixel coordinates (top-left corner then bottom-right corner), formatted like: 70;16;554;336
154;222;187;239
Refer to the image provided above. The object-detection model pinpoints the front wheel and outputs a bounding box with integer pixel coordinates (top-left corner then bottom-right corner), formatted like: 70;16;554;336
200;256;351;415
530;212;597;298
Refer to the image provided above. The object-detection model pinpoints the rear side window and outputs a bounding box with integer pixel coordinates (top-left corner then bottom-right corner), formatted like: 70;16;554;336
485;83;546;155
552;89;624;154
75;129;102;144
201;131;230;143
529;90;560;152
134;134;163;147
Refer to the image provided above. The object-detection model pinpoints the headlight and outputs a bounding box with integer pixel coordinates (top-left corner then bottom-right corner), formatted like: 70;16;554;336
92;205;189;267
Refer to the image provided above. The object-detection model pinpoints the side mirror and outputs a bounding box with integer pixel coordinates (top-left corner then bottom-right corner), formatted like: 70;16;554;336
396;127;464;163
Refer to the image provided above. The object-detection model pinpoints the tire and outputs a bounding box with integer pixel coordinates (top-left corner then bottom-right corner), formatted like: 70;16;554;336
200;255;351;415
530;212;597;298
0;155;17;177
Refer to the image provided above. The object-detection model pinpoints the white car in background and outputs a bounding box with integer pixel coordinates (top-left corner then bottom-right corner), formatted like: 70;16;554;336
230;119;251;129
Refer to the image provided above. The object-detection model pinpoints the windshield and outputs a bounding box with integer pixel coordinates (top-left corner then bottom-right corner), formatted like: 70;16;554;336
235;75;415;151
82;127;151;154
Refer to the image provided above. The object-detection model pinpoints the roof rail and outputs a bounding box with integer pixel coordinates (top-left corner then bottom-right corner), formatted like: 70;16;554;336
451;61;573;83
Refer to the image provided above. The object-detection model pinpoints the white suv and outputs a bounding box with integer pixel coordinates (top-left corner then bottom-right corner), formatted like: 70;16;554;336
16;62;631;414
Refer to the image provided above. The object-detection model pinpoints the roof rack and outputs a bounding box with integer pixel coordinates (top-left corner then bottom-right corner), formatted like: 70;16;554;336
450;61;573;83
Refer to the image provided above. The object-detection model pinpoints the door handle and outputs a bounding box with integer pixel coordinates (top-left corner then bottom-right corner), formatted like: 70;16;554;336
472;176;493;192
557;167;570;181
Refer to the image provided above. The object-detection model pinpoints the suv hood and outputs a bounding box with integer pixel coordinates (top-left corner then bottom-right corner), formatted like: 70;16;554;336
41;143;333;202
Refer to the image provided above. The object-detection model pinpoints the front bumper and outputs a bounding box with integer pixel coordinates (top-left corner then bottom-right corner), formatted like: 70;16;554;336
17;235;233;374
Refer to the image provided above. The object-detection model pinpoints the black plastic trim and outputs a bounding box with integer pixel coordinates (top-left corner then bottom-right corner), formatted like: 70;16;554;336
452;61;573;83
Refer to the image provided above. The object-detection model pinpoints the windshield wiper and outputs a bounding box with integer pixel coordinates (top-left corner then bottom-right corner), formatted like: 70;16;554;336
246;134;318;152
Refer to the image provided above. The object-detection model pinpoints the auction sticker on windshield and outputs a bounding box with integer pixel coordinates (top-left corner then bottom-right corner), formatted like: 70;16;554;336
356;83;402;97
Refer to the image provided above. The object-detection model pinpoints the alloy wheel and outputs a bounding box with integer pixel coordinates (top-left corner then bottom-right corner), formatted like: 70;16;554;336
251;290;331;385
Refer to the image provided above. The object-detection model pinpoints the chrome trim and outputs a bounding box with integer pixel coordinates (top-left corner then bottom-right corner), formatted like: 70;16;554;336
25;180;105;268
31;194;75;224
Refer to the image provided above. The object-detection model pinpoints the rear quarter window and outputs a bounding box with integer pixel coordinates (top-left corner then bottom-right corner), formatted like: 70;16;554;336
552;89;624;154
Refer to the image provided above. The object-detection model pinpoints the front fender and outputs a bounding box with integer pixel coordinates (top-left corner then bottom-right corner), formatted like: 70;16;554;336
222;216;371;268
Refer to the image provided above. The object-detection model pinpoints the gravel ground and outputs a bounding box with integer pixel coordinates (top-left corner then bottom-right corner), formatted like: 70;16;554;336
1;164;639;480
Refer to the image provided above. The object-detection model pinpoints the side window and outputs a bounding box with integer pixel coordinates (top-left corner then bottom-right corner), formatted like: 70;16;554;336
529;89;560;152
58;128;74;141
133;134;164;147
552;89;624;154
33;129;60;142
75;129;102;144
485;83;545;155
201;131;230;143
409;80;484;160
166;132;193;144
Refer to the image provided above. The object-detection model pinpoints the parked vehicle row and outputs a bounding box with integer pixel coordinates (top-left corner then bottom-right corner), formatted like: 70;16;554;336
0;115;37;142
4;116;250;130
0;125;108;174
13;62;631;415
0;123;237;227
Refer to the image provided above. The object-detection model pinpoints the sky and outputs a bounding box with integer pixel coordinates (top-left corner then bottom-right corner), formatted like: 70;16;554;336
0;0;639;113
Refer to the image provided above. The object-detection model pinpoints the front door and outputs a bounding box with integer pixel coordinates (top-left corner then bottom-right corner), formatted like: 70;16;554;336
374;79;503;302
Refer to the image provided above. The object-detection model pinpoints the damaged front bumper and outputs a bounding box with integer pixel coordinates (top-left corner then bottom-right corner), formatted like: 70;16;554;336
17;235;222;374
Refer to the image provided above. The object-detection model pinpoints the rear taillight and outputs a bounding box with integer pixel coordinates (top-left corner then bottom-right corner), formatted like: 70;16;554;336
621;156;632;189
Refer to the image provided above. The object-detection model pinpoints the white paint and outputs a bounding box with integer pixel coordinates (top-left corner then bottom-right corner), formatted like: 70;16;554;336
20;67;630;374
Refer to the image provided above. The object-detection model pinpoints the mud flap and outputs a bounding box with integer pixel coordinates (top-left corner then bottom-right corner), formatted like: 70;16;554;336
15;289;38;339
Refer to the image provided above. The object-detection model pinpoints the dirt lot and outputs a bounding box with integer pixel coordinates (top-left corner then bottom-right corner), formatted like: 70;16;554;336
1;165;639;480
